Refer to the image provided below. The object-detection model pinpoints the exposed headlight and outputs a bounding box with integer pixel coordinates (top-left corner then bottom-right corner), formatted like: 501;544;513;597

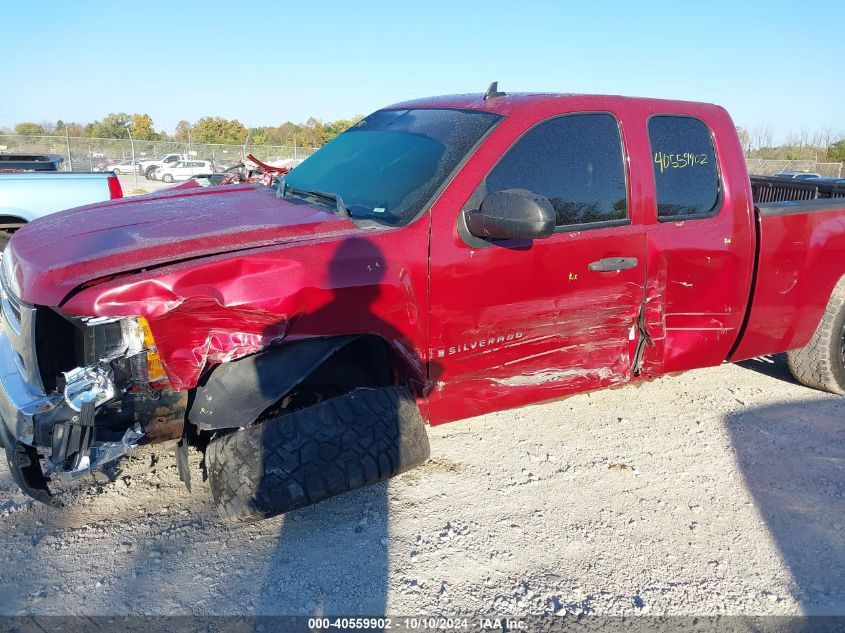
81;316;168;386
121;317;168;385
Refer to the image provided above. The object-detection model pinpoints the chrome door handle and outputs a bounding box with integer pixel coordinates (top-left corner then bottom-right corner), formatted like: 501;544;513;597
588;257;639;272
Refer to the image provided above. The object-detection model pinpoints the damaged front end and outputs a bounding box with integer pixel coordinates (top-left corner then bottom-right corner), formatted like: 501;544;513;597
0;273;185;504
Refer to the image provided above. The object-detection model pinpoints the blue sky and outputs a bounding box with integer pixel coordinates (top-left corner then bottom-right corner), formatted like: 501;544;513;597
1;0;842;142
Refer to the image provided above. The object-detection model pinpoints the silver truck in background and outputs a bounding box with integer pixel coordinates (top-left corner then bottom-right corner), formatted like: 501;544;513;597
0;171;123;250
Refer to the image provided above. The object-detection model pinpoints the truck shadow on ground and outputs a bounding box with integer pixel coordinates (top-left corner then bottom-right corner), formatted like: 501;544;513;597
723;378;845;615
735;353;799;385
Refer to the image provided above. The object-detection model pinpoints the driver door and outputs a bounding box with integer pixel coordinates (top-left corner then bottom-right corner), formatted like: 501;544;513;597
427;112;647;424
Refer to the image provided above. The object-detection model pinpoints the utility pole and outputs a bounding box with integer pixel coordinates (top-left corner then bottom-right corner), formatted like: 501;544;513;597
127;126;138;190
65;125;73;171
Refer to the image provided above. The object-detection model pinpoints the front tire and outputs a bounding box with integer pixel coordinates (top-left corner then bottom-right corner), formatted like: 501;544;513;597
206;386;430;523
162;174;173;183
787;278;845;395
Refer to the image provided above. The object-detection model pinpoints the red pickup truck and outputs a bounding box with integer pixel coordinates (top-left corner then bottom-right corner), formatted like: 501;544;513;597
2;88;845;521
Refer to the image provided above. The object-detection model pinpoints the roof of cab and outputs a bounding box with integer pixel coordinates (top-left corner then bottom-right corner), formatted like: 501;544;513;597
387;92;723;117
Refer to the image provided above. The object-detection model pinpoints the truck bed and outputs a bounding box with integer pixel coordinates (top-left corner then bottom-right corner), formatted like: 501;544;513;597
750;175;845;203
0;172;122;223
730;183;845;361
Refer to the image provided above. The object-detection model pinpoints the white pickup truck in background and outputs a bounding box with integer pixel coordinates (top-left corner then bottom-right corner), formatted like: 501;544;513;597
138;153;188;180
0;171;123;250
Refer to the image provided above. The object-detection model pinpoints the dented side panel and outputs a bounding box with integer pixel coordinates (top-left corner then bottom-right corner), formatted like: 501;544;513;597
426;98;649;424
426;224;647;424
629;99;756;376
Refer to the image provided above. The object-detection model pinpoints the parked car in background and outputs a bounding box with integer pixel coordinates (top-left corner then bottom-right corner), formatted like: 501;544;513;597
91;160;114;173
773;171;823;180
108;159;143;175
138;153;187;179
153;160;214;183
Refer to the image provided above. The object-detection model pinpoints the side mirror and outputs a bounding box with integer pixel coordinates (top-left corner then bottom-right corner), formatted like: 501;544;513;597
465;189;556;240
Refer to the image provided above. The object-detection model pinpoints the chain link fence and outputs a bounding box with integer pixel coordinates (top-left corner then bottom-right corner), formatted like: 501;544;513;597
3;134;843;180
746;159;843;178
0;134;318;171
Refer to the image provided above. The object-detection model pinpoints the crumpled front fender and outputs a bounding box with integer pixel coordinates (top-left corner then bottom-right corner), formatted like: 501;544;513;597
60;228;430;393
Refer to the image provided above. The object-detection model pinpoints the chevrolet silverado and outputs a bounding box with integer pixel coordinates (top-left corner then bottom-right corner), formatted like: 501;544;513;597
2;87;844;521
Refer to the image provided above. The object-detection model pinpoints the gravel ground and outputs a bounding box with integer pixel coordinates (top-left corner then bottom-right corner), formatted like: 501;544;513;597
1;354;843;617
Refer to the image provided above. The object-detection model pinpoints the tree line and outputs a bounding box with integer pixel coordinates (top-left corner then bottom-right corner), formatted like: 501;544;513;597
4;112;364;147
6;116;844;160
736;125;844;162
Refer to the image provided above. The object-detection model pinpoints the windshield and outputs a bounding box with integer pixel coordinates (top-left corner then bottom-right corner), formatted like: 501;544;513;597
284;108;501;225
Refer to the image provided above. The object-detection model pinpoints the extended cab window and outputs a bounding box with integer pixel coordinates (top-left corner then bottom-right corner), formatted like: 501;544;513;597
649;116;720;219
484;113;628;227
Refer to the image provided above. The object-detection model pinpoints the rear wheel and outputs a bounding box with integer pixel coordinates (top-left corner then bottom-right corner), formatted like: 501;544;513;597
206;386;430;523
162;174;173;183
144;166;156;179
787;278;845;395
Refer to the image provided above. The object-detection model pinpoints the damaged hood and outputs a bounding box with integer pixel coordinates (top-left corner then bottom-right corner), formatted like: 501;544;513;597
6;184;358;306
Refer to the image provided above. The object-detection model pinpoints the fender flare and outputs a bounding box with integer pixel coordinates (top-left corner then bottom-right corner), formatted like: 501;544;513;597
188;335;363;431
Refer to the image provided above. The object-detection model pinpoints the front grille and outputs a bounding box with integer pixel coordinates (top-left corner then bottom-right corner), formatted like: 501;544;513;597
6;298;21;328
35;308;82;393
0;277;43;393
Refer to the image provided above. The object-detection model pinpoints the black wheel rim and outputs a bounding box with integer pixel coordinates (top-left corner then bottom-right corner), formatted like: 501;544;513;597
841;323;845;366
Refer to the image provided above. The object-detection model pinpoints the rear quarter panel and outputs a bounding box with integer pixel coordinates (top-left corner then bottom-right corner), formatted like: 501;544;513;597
730;204;845;360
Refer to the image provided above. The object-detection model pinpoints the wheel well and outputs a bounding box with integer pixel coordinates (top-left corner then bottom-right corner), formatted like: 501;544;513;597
0;215;27;231
257;336;396;420
187;334;416;434
298;336;392;392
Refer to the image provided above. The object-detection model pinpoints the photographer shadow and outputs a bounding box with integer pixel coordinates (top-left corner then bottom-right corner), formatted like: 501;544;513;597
252;236;435;622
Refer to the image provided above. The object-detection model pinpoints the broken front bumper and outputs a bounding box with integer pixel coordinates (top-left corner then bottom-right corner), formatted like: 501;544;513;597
0;328;144;503
0;258;192;502
0;328;67;503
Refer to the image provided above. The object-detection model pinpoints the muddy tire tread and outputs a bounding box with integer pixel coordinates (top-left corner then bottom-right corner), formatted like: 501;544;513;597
786;277;845;395
206;386;429;523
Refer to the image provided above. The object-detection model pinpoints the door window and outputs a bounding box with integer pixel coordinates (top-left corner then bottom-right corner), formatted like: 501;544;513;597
648;116;720;219
484;113;628;228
